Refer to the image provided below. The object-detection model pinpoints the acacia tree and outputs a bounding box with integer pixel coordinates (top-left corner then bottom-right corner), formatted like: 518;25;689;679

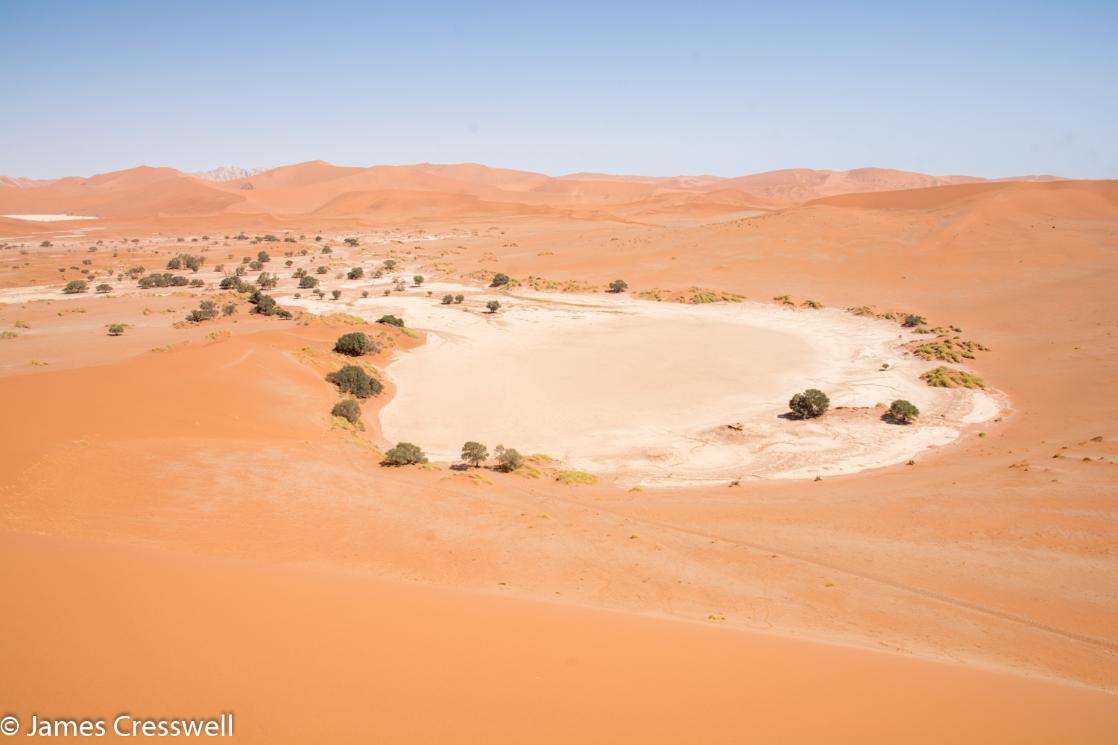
789;389;830;419
608;279;628;293
486;300;500;313
889;399;920;424
461;441;488;467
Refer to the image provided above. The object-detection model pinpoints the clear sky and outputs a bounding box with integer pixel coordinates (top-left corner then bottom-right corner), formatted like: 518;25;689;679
2;0;1115;179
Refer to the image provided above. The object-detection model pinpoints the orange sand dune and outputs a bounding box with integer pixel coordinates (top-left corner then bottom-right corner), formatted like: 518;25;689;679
3;531;1116;744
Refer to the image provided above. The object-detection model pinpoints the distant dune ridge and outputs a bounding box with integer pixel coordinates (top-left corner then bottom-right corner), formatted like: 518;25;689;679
0;160;1080;221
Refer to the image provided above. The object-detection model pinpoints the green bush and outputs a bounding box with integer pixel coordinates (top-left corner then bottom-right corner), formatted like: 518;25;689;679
299;275;318;289
331;399;361;424
344;238;359;247
413;275;424;286
486;300;501;313
63;279;89;294
490;272;509;287
902;314;926;328
383;441;427;466
186;300;219;323
334;332;377;356
441;294;454;304
326;365;383;398
889;399;920;423
95;283;112;294
316;265;328;275
608;279;628;293
348;267;364;280
382;259;396;270
106;323;125;336
454;294;464;304
461;441;488;467
495;445;523;472
789;389;830;419
377;314;404;327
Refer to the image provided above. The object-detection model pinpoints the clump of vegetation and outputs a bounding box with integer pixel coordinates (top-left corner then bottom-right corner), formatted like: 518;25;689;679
316;266;328;275
219;276;253;293
334;331;378;356
846;306;875;317
413;275;424;286
888;399;920;423
454;294;464;304
138;273;189;289
382;259;397;270
441;294;454;305
495;444;523;472
490;272;509;287
902;314;926;328
801;299;822;309
920;366;985;389
911;337;990;363
186;300;219;323
377;314;405;328
248;291;292;318
95;283;113;293
167;254;204;272
299;275;319;289
382;441;427;466
63;279;88;294
344;237;359;247
789;389;830;419
608;279;628;293
461;441;488;467
326;364;383;398
556;470;598;485
347;267;364;280
773;294;794;306
331;398;361;425
106;323;126;336
486;300;501;313
222;302;237;316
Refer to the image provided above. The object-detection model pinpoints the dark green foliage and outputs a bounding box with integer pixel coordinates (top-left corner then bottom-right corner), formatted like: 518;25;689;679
413;275;424;286
344;238;359;247
137;273;189;289
186;300;219;323
63;279;88;294
490;272;509;287
106;323;125;336
334;332;377;357
348;267;364;280
454;294;464;304
382;259;396;270
382;441;427;466
299;275;319;289
486;300;501;313
608;279;628;293
331;399;361;424
95;283;112;294
441;294;454;304
326;365;383;398
219;275;253;292
461;441;488;467
377;314;404;327
889;399;920;423
222;302;237;316
316;265;328;275
789;389;830;419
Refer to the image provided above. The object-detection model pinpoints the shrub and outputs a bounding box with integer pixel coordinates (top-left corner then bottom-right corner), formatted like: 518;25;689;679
106;323;126;336
413;275;424;286
326;365;383;398
189;278;205;288
348;267;364;280
63;280;88;294
299;275;318;289
902;314;926;328
334;332;377;356
167;256;182;270
441;294;454;304
257;251;270;263
486;300;500;313
344;238;359;247
95;283;112;294
382;442;427;466
789;389;830;419
382;259;396;270
186;300;219;323
454;294;464;304
490;272;509;287
889;399;920;423
138;273;188;289
920;366;985;389
331;399;361;424
377;314;404;327
461;441;488;467
316;265;328;275
331;289;342;300
257;272;278;289
608;279;628;293
495;445;523;472
222;302;237;316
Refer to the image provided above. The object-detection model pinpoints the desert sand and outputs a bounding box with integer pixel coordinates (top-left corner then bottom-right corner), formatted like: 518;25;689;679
1;163;1116;742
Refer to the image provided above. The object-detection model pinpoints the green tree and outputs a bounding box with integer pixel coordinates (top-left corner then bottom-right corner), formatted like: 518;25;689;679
299;275;318;289
348;267;364;280
490;272;509;287
331;399;361;424
106;323;125;336
383;442;427;466
326;365;383;398
789;389;830;419
413;275;424;286
889;399;920;423
461;441;488;467
63;279;88;294
441;294;454;304
495;445;523;472
377;314;405;327
334;332;377;356
608;279;628;293
486;300;501;313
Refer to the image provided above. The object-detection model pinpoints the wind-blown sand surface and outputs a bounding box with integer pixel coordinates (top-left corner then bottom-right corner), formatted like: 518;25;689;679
1;166;1116;741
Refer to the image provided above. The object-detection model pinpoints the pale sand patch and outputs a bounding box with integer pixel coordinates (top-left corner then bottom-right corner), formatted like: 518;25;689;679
285;284;998;484
0;213;97;221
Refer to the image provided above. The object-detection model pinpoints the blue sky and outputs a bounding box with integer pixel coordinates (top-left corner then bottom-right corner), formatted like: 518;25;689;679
2;1;1115;179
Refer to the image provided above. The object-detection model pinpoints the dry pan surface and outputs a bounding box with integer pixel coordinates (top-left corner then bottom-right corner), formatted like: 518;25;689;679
370;290;996;484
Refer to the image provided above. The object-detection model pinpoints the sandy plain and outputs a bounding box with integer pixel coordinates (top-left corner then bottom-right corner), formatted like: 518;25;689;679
0;164;1115;742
